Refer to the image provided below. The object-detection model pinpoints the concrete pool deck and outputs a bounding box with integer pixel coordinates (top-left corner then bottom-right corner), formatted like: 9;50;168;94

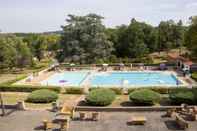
1;110;197;131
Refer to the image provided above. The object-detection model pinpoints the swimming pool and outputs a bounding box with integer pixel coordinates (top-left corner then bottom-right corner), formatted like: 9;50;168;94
41;71;184;87
91;72;182;87
41;71;88;86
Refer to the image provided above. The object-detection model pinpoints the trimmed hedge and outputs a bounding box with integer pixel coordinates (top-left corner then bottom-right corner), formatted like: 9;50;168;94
26;89;58;103
86;88;116;106
192;72;197;81
90;87;123;95
128;87;188;94
169;88;196;105
129;89;161;105
64;87;84;94
0;85;61;93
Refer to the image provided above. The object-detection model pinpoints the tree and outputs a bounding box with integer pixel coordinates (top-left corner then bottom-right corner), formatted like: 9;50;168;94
58;14;113;64
185;16;197;58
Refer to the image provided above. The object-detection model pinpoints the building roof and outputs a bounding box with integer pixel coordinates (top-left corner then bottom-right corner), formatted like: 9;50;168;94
168;53;193;66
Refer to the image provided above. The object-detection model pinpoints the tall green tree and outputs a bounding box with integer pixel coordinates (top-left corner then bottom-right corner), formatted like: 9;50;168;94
185;16;197;58
58;14;113;64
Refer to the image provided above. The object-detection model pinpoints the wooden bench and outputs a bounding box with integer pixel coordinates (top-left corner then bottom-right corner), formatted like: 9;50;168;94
175;114;189;129
128;116;147;125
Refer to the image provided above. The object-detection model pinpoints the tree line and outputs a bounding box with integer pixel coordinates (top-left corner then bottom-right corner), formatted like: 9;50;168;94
0;14;196;69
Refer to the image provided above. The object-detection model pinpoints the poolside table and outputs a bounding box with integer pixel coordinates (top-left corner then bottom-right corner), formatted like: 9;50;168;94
128;116;147;125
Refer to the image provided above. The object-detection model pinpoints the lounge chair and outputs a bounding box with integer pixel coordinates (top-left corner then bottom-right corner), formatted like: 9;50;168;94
128;116;147;125
175;114;189;129
42;119;53;130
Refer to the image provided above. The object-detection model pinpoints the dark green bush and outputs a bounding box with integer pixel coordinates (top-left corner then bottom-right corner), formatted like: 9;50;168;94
192;72;197;81
169;88;195;105
26;89;58;103
129;89;161;105
65;87;84;94
89;87;122;95
0;85;61;93
128;87;169;94
86;88;116;106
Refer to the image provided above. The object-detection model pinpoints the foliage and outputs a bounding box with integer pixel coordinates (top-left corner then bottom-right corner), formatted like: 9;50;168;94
0;35;33;69
57;14;114;64
64;87;84;94
185;16;197;58
86;88;116;106
169;88;195;105
89;87;123;95
0;85;61;93
26;89;58;103
129;89;161;105
191;72;197;81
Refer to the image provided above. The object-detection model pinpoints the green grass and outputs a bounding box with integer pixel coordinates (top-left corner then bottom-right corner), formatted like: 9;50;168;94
2;92;81;109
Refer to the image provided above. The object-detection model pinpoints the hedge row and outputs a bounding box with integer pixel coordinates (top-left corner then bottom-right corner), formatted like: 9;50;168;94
64;87;84;94
0;85;61;93
128;87;189;94
191;72;197;81
89;87;123;95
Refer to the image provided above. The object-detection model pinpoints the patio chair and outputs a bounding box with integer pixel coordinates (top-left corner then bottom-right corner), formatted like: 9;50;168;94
175;114;189;130
127;116;147;125
42;119;53;130
92;112;100;121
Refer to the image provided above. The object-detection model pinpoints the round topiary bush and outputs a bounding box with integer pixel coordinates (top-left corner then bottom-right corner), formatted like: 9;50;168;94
169;89;195;105
26;89;58;103
86;88;116;106
129;89;161;105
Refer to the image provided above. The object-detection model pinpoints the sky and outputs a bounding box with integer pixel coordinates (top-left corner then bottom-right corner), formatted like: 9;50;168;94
0;0;197;33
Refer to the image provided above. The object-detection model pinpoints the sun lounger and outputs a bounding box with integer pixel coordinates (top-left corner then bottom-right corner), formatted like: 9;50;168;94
128;116;147;125
42;119;53;130
175;114;189;129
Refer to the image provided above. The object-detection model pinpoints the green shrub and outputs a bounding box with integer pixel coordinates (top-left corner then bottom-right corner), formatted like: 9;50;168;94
0;85;61;93
129;89;161;105
128;87;169;94
169;88;195;105
192;72;197;81
65;87;84;94
90;87;122;95
86;88;116;106
26;89;58;103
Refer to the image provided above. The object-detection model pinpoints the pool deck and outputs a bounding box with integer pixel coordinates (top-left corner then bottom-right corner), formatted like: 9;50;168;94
1;110;197;131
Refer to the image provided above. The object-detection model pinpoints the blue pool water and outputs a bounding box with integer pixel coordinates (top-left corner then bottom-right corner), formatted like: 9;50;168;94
91;72;181;87
41;72;88;86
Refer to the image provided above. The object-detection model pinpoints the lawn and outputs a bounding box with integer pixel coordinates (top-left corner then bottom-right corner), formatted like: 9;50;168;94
1;92;81;109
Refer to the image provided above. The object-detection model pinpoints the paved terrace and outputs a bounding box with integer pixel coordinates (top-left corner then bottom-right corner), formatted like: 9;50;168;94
0;110;197;131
